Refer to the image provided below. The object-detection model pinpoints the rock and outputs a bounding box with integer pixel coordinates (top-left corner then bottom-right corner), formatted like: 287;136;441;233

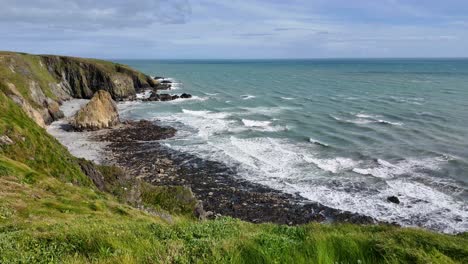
159;94;174;101
147;92;160;101
153;76;164;80
77;159;106;191
180;93;192;99
71;90;120;131
0;135;14;146
160;80;172;84
146;92;191;102
45;98;64;121
387;196;400;204
194;201;208;220
5;82;47;127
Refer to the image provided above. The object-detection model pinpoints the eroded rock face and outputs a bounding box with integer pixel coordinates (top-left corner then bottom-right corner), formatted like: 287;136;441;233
71;90;120;131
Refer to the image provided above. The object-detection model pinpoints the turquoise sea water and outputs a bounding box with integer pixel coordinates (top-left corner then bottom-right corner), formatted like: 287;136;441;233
116;59;468;233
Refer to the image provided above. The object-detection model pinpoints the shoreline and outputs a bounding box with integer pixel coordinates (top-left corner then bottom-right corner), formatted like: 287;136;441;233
95;120;376;225
48;100;376;225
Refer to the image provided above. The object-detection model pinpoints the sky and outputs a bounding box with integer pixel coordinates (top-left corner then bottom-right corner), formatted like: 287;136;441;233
1;0;468;59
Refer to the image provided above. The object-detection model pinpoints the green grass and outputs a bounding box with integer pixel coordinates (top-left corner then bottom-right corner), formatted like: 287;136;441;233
0;52;467;263
0;91;91;185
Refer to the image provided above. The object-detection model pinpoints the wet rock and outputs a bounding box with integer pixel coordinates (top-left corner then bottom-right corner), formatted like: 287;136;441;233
146;92;191;102
387;196;400;204
71;90;120;131
160;80;172;84
180;93;192;99
159;94;173;101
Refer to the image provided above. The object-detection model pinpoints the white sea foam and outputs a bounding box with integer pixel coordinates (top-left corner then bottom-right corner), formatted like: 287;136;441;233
352;157;445;179
136;90;152;100
46;99;107;164
167;95;208;103
332;113;403;126
304;156;358;173
308;138;329;147
242;119;272;127
241;94;256;100
241;119;287;132
281;97;295;100
182;109;230;119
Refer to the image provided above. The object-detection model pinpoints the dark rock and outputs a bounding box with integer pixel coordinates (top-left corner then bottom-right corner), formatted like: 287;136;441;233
387;196;400;204
153;76;164;80
180;93;192;99
171;95;180;100
160;80;172;84
146;92;160;101
159;94;173;101
97;120;176;142
77;159;106;191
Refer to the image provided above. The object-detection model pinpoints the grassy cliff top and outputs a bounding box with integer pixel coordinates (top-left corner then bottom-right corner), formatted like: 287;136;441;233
0;51;467;263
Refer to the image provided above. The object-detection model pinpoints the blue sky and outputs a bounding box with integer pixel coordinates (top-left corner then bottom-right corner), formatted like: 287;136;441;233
1;0;468;59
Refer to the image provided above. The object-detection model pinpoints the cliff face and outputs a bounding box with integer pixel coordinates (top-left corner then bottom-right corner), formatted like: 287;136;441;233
41;55;158;100
0;51;158;127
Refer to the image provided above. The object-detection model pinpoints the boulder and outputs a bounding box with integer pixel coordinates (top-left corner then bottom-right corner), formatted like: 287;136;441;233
71;90;120;131
387;196;400;204
0;135;14;146
45;98;64;121
180;93;192;99
159;94;174;101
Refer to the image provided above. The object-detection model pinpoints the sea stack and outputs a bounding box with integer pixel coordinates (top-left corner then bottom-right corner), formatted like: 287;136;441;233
71;90;120;131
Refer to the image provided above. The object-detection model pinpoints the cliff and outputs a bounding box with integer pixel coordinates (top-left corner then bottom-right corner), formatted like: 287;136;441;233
0;51;158;127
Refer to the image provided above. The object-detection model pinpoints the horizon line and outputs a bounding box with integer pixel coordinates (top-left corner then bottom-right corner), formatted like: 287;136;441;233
110;57;468;61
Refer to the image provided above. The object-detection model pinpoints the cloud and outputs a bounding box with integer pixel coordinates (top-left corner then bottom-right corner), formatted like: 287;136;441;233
0;0;192;30
0;0;467;58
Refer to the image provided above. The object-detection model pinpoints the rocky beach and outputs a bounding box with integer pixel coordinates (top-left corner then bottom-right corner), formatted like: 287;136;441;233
48;95;375;226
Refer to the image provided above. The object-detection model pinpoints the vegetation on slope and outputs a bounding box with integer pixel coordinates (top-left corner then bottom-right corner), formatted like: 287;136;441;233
0;51;467;263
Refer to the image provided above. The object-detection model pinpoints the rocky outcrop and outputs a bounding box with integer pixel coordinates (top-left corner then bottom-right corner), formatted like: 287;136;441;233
77;159;106;191
41;55;158;100
145;92;192;102
71;90;120;131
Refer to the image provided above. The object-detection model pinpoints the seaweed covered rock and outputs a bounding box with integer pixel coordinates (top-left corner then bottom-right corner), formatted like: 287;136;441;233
71;90;120;131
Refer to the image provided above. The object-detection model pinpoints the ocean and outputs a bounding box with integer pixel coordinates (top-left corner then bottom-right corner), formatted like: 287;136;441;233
115;59;468;233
